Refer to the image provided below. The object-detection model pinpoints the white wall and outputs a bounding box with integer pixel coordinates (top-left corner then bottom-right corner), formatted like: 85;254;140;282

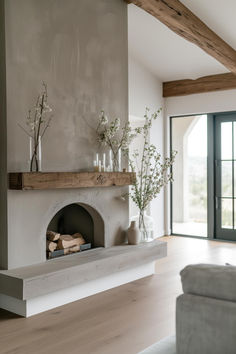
128;56;165;237
164;89;236;234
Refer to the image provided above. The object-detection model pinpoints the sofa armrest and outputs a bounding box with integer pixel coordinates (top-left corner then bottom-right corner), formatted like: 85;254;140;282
180;264;236;302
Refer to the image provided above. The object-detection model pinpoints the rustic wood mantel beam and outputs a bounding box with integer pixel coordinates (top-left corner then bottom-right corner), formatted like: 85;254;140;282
163;73;236;97
126;0;236;74
8;172;136;190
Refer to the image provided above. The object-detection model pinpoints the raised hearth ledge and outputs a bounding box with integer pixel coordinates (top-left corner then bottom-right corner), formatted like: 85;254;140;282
0;263;155;317
0;240;167;317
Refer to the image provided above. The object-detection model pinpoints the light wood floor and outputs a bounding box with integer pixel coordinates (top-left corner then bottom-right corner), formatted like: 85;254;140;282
1;236;236;354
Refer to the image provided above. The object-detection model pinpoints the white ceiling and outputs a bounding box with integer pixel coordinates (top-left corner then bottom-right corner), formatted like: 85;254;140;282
128;0;236;82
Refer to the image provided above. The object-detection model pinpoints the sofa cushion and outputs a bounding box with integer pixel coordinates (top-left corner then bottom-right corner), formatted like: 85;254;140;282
176;294;236;354
180;264;236;302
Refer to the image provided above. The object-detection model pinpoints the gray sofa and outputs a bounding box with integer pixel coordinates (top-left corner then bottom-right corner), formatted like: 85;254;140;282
177;264;236;354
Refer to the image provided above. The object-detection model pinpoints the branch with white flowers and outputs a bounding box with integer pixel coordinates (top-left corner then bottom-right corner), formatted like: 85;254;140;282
124;108;177;237
96;110;141;170
18;83;53;171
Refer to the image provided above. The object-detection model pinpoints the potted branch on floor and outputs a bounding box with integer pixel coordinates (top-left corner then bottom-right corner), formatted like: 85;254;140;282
125;108;177;242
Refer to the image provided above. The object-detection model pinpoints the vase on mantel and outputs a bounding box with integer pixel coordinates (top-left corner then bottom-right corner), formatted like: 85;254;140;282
131;210;154;243
29;136;42;172
110;149;121;172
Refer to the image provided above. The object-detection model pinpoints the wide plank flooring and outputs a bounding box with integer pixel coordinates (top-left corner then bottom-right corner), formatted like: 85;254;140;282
1;236;236;354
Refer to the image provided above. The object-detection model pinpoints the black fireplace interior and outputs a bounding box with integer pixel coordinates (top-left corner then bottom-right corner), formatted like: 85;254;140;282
48;203;94;243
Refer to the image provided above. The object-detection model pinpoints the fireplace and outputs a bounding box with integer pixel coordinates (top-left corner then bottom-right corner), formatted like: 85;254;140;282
46;202;105;259
0;0;168;318
1;177;166;318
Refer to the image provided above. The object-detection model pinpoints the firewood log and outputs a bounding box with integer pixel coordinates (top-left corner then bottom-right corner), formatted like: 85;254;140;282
57;234;86;250
59;235;73;242
46;230;60;241
64;245;80;254
72;232;84;239
46;240;57;252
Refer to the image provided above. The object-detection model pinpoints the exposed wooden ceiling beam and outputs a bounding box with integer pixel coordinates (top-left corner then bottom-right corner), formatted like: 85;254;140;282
163;73;236;97
126;0;236;74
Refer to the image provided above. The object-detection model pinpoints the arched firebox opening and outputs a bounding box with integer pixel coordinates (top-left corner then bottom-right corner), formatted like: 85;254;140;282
46;203;104;259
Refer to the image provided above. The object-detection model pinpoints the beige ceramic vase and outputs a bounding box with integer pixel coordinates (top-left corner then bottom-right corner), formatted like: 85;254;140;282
127;221;140;245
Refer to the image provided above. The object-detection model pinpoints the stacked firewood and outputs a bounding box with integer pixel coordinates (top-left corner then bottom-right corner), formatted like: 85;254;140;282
46;231;86;256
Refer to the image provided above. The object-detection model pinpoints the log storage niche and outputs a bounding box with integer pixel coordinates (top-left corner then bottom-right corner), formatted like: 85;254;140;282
46;203;104;260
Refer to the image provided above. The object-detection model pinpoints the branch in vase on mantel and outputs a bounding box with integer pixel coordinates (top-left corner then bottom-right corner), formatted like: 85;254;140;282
18;82;53;172
96;110;142;172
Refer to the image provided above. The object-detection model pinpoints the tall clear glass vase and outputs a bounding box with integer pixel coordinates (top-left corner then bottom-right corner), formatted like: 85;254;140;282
29;136;42;172
131;210;154;242
112;149;121;172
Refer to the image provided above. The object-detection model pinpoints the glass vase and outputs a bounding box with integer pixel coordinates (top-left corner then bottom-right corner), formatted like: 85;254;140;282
131;210;154;242
29;136;42;172
110;149;121;172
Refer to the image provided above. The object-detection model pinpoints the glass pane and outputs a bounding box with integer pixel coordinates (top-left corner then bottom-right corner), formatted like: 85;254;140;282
221;161;232;197
234;199;236;230
235;161;236;198
221;198;233;229
172;115;207;237
234;122;236;159
221;122;232;159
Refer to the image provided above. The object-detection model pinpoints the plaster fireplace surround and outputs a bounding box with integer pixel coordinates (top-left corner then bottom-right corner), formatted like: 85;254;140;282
9;186;127;267
0;0;167;316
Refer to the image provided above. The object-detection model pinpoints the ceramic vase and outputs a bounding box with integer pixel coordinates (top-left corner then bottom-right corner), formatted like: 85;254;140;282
127;221;140;245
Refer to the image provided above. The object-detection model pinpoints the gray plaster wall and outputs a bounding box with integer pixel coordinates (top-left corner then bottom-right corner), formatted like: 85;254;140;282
0;0;8;269
3;0;129;269
5;0;128;172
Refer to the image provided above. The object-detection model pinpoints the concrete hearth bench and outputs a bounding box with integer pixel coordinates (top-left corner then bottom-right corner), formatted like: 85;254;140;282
0;239;166;317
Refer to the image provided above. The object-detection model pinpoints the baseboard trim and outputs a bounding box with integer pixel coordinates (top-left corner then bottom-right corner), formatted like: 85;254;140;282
155;230;165;238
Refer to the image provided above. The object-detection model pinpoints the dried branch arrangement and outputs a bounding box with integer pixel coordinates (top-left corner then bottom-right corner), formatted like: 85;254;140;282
18;83;53;171
96;110;141;171
124;108;177;239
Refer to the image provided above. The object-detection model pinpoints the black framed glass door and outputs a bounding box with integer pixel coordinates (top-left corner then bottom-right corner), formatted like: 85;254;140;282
171;114;208;237
215;114;236;240
171;111;236;241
